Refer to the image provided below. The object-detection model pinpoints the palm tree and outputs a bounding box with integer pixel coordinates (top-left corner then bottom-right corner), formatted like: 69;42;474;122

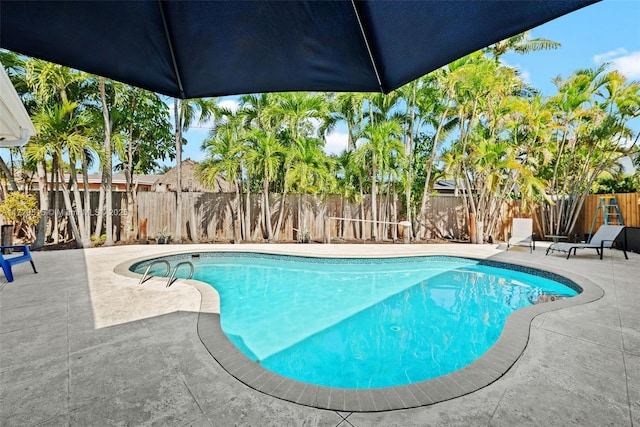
22;59;102;247
487;30;560;58
415;69;457;240
355;120;403;240
334;150;361;239
327;92;366;152
96;76;114;245
366;92;402;125
23;59;84;246
197;107;247;241
264;92;333;239
540;66;639;236
439;53;527;242
285;136;336;241
28;101;95;247
174;97;215;242
244;129;286;241
395;81;419;233
266;92;329;141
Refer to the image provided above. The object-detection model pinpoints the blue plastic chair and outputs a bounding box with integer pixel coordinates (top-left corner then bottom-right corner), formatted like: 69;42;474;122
0;245;37;282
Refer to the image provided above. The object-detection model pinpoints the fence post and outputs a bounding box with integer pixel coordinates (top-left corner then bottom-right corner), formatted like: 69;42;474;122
324;217;331;244
398;221;411;244
139;218;147;242
469;213;477;244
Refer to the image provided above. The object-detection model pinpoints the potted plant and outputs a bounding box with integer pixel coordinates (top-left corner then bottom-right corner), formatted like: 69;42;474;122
155;230;171;244
298;228;310;243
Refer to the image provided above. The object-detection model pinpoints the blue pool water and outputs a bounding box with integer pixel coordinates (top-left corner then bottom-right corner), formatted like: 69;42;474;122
134;253;578;389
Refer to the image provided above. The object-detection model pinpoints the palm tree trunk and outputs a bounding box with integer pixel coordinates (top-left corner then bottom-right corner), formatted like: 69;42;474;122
371;158;378;241
245;178;251;241
252;206;263;241
392;188;398;241
32;159;49;249
263;178;273;240
68;155;89;247
174;99;183;243
57;160;83;248
51;154;59;243
418;103;451;240
99;76;114;245
188;193;199;243
404;82;417;231
94;178;105;238
234;180;242;243
124;137;135;242
81;151;92;246
273;189;288;241
340;197;346;239
296;194;302;241
359;178;366;240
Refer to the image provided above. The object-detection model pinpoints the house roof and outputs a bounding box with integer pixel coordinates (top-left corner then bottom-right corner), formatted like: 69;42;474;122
61;173;160;186
152;159;234;192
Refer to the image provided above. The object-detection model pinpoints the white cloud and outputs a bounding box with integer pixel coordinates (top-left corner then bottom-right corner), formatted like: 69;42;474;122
593;48;628;64
610;51;640;79
518;69;532;85
217;98;240;112
594;49;640;79
324;131;349;155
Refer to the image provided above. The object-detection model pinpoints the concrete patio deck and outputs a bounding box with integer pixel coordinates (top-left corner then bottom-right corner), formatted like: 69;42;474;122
1;243;638;426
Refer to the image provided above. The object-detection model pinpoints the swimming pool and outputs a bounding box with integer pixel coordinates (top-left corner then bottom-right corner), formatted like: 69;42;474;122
131;253;579;390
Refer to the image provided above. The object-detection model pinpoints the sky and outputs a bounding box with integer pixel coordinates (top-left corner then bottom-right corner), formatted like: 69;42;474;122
176;0;640;167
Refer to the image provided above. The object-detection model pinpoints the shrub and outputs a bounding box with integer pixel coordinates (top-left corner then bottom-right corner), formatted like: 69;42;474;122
0;192;41;241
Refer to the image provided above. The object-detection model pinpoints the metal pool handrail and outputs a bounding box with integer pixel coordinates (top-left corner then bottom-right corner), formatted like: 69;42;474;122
138;260;171;285
166;261;195;288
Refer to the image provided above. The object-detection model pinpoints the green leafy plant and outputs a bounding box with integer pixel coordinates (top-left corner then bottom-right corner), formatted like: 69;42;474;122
591;175;640;194
0;192;41;242
156;229;171;243
90;234;107;246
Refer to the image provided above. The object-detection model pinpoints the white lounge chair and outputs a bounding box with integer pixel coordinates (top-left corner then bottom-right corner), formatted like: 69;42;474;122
546;224;628;260
507;218;535;253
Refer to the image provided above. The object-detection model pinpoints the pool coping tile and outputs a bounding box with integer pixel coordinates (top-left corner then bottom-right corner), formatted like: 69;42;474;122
119;250;605;412
281;380;306;403
329;387;347;411
356;389;376;412
406;383;434;405
296;384;320;407
315;387;331;409
369;388;393;411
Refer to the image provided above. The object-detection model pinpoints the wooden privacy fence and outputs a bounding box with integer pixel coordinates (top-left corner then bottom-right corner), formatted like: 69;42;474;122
126;192;640;243
136;192;470;242
9;190;636;243
577;193;640;234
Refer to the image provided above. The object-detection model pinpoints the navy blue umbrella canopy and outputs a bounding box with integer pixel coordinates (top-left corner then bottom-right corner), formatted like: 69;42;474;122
1;0;598;99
